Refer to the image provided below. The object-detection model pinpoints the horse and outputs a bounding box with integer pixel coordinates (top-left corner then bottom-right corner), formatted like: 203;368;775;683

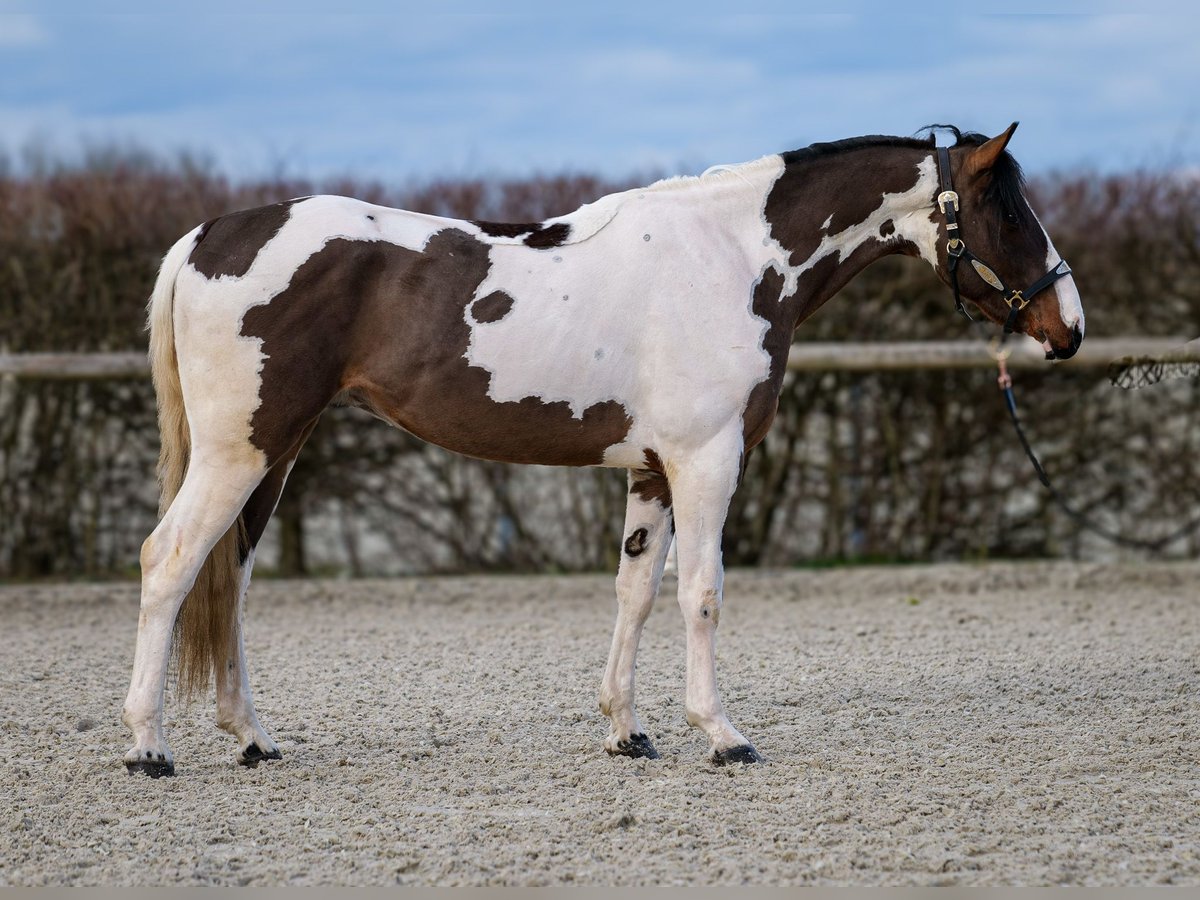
122;123;1084;776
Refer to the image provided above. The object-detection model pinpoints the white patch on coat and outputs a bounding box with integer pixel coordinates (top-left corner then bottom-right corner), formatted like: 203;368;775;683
465;154;940;466
466;157;789;466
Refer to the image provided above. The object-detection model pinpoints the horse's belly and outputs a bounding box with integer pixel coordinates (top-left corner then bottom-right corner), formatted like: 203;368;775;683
354;376;634;468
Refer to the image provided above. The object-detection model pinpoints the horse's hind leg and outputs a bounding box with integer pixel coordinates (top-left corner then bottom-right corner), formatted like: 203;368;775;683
122;448;267;777
599;469;673;759
214;546;277;767
215;424;316;766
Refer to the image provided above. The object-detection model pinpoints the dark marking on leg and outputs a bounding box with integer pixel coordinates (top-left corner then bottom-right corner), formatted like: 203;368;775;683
188;198;304;279
470;290;515;324
713;744;764;766
624;527;649;558
607;732;659;760
879;218;895;237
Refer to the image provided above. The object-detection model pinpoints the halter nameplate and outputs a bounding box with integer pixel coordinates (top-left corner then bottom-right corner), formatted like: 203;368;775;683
971;260;1004;291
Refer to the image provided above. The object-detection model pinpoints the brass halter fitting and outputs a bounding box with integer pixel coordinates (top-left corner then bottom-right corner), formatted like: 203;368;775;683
1006;290;1029;310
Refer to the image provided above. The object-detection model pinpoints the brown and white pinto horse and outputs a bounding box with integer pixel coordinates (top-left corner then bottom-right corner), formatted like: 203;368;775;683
123;123;1083;775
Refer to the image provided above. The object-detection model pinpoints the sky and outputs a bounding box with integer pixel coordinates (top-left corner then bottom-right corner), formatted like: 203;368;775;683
1;10;1197;184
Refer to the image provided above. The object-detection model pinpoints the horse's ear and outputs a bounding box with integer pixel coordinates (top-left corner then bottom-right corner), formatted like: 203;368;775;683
965;122;1019;177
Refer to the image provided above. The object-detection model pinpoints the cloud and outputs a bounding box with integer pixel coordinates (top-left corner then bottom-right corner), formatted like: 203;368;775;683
0;14;1196;181
0;13;47;46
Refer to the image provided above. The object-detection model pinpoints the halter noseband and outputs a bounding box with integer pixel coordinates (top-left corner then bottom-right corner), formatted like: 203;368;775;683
936;145;1072;333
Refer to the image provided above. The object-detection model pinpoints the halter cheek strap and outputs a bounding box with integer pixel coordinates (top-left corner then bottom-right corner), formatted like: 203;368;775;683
935;145;1072;333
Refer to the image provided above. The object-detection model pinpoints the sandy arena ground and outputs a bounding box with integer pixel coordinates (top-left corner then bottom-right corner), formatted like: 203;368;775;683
2;562;1199;886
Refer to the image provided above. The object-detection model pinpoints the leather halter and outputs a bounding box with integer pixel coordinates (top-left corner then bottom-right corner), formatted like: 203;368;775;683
936;145;1072;333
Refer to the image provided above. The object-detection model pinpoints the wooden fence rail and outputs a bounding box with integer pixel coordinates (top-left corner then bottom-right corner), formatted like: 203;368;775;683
0;338;1197;379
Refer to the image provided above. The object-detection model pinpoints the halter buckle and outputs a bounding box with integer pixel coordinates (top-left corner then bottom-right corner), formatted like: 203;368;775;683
937;190;959;213
1006;290;1029;310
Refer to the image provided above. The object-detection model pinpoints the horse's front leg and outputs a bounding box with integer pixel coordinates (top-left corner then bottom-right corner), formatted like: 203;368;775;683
670;433;762;765
599;469;674;759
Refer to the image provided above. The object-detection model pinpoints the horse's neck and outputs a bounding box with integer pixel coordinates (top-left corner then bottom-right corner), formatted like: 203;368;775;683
763;148;940;324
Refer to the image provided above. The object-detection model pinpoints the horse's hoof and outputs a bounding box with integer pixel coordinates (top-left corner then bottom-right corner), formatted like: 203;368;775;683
124;745;175;778
712;744;763;766
606;732;660;760
125;757;175;778
238;742;283;767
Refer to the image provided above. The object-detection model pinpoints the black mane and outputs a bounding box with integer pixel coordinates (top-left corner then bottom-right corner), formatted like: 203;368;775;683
781;126;1029;222
779;133;935;167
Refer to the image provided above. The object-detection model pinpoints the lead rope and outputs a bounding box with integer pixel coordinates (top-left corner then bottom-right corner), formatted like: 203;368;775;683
992;342;1200;552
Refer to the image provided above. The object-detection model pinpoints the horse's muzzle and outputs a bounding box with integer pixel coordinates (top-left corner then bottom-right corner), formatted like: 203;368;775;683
1045;322;1084;361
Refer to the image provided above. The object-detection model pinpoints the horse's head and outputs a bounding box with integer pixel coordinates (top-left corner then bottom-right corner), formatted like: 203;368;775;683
933;123;1084;359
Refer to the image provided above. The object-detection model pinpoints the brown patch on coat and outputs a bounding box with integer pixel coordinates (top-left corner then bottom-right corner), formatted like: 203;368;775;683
240;229;630;467
741;267;797;450
471;290;515;323
237;419;320;563
524;222;571;248
188;199;303;279
473;220;572;248
630;448;672;510
474;220;537;238
766;145;928;269
746;143;939;449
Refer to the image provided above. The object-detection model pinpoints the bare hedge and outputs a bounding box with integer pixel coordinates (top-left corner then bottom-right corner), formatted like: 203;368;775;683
1;150;1197;577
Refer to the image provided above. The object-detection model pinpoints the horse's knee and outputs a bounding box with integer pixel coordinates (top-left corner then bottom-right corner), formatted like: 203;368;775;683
685;587;722;627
